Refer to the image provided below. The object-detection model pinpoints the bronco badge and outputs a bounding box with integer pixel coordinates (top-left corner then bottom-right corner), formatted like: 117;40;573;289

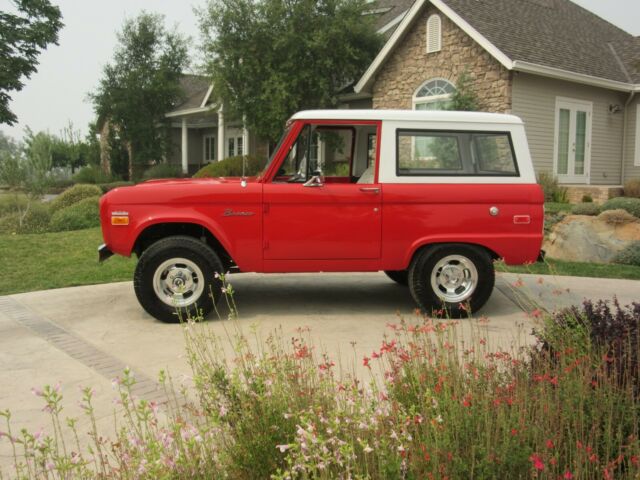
223;209;255;217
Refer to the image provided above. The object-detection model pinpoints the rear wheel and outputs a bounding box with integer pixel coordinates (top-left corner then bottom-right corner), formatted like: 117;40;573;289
134;236;223;323
408;244;494;318
384;270;409;286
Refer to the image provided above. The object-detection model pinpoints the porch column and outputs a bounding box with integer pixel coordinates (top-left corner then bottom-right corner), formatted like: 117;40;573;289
242;114;249;156
181;118;188;174
217;105;225;161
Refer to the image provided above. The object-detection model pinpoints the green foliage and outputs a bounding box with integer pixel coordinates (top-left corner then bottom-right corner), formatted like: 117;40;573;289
198;0;382;142
544;202;573;214
91;13;189;173
0;192;28;216
581;194;593;203
449;70;479;111
624;178;640;198
537;171;568;203
572;202;600;216
72;165;117;184
614;241;640;267
0;0;63;125
193;155;266;178
98;181;134;193
601;197;640;218
0;131;20;162
141;163;183;181
49;184;102;212
50;196;100;232
0;201;51;234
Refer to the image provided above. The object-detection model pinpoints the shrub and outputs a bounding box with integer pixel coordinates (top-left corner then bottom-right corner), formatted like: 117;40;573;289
599;208;639;226
98;181;135;193
193;155;266;178
141;163;183;181
624;178;640;198
49;196;100;231
45;178;74;194
49;184;102;212
572;202;600;216
0;202;51;234
537;171;568;203
0;193;29;217
581;194;593;203
72;165;117;184
544;202;573;214
614;241;640;267
601;196;640;218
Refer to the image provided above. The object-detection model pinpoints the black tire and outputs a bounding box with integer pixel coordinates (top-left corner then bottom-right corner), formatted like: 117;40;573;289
134;236;223;323
408;244;494;318
384;270;409;286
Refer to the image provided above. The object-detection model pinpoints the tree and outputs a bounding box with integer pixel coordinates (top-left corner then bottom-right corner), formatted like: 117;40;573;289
0;0;63;125
198;0;382;142
449;71;479;111
91;13;189;180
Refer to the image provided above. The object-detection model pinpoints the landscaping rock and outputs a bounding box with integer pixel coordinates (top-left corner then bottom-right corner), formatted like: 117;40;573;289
543;210;640;263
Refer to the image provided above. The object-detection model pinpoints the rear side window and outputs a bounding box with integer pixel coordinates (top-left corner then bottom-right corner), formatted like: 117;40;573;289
396;130;518;177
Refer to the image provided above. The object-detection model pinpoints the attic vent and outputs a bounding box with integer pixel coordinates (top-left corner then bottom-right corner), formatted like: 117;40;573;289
426;14;442;53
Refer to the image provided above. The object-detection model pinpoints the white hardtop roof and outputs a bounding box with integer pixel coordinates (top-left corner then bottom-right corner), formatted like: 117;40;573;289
290;109;524;125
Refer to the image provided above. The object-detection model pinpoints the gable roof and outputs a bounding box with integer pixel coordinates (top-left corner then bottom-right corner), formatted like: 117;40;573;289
356;0;640;93
167;74;214;115
367;0;415;36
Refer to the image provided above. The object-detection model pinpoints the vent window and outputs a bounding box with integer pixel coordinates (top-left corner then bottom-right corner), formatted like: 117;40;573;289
426;14;442;53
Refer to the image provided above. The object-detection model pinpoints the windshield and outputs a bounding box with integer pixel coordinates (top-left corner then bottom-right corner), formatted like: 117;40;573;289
258;123;293;178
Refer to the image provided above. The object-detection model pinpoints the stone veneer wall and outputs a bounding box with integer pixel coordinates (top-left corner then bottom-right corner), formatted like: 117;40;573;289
371;6;511;113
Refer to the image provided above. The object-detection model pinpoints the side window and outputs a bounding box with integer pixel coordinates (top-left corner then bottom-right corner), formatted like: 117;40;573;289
472;134;517;174
315;127;354;177
397;131;463;175
276;125;312;181
396;130;518;176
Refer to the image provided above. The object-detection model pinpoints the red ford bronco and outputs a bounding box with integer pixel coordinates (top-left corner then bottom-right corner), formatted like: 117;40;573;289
99;110;544;322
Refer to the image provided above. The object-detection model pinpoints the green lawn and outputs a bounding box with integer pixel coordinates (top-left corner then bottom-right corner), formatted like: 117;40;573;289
0;228;135;295
498;258;640;280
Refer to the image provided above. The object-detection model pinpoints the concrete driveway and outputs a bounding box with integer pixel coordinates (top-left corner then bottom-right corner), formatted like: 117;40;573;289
1;272;638;470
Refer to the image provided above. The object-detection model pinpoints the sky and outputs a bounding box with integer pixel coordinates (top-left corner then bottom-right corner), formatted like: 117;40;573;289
1;0;639;141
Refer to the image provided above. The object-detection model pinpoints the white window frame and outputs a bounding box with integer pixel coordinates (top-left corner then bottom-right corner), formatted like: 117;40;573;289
552;96;593;184
227;135;244;157
412;78;456;111
426;14;442;54
203;134;216;163
635;105;640;167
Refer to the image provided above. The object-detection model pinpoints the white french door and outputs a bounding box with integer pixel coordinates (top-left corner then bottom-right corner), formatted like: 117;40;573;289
554;98;592;184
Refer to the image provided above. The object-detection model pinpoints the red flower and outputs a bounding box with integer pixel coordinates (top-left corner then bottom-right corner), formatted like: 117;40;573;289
510;429;518;436
563;471;574;479
363;356;371;368
546;439;555;450
549;376;559;386
631;455;639;466
529;453;544;471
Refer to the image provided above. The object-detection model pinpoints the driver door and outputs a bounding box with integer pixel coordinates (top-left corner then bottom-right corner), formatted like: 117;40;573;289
263;122;382;261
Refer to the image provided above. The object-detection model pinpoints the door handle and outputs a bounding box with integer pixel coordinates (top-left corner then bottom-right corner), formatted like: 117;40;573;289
359;187;380;194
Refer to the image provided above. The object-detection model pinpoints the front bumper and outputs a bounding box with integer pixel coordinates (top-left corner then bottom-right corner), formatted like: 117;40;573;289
98;244;114;263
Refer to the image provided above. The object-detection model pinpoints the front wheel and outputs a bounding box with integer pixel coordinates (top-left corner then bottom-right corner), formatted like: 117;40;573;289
408;244;494;318
134;236;223;323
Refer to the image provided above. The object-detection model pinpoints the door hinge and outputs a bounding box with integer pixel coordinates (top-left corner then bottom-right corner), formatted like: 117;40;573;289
263;203;270;214
263;240;269;250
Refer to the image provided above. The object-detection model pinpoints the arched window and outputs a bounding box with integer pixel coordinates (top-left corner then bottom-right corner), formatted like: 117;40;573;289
426;14;442;53
413;78;456;111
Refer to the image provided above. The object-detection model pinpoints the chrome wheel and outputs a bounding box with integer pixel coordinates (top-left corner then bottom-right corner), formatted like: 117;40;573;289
430;254;478;303
152;258;205;308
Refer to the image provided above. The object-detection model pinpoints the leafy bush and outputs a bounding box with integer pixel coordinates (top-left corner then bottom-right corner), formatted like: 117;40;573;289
98;181;134;193
544;202;573;214
581;194;593;203
0;202;51;234
72;165;117;184
0;193;29;217
45;178;74;194
599;208;638;226
49;196;100;232
614;241;640;267
572;202;600;216
624;178;640;198
537;172;568;203
141;163;184;181
49;184;102;212
601;197;640;218
193;155;266;178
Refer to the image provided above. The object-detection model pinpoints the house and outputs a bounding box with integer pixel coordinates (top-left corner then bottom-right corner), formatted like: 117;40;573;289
345;0;640;201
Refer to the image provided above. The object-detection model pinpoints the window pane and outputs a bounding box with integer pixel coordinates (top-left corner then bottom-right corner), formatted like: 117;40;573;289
575;111;586;175
557;109;570;175
473;134;517;174
237;136;244;156
316;128;353;176
277;126;311;180
228;138;235;157
398;132;462;174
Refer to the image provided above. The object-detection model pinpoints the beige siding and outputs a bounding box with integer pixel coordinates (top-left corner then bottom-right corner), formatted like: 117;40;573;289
512;73;627;185
624;100;640;183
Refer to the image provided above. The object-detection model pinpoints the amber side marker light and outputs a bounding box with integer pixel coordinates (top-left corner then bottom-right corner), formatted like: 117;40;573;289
111;212;129;226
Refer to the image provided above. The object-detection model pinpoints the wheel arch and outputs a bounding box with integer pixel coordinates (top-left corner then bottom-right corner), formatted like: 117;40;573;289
133;221;236;271
405;240;500;269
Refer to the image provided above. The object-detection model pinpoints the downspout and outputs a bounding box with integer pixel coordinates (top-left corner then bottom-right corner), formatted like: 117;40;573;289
621;91;635;185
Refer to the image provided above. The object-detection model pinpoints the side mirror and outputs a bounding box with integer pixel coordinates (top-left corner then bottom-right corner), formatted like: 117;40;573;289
303;175;324;188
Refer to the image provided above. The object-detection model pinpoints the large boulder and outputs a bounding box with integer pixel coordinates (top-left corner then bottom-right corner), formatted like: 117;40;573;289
543;209;640;263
